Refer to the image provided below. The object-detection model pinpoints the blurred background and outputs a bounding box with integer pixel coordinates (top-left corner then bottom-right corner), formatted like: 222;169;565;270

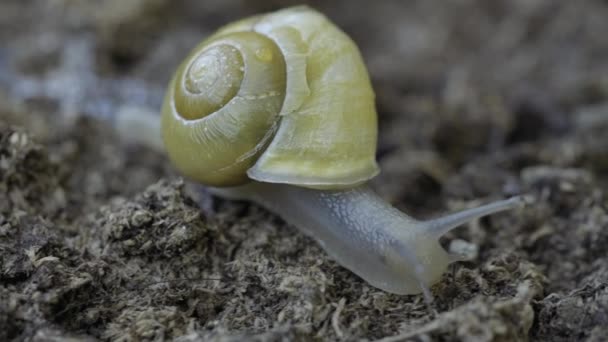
2;0;607;204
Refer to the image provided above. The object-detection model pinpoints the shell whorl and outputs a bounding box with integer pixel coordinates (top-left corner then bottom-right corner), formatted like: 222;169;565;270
161;6;380;189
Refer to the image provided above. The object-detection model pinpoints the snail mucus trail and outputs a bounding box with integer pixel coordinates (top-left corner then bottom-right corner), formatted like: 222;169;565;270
115;6;528;299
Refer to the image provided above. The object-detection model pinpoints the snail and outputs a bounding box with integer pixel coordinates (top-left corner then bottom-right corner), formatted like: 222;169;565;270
116;6;527;297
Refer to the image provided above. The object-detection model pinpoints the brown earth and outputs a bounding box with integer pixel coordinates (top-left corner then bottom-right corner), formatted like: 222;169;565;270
1;0;608;341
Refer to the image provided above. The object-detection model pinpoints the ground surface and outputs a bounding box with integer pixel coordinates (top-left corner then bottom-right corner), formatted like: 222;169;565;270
1;0;608;341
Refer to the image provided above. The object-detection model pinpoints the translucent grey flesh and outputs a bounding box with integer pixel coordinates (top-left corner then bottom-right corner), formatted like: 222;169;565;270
113;105;164;151
422;196;527;238
214;182;524;295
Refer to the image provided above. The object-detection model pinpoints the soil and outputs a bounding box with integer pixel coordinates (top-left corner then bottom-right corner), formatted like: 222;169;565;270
1;0;608;341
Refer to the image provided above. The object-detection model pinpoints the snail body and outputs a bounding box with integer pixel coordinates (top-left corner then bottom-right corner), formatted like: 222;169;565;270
119;6;526;296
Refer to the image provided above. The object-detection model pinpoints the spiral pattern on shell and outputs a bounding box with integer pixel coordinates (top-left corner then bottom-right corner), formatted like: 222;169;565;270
161;6;380;189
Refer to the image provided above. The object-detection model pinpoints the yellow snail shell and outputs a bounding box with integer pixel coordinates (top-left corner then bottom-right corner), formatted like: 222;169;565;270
161;6;379;189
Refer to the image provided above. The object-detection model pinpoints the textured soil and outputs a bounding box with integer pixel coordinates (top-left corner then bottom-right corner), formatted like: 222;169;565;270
1;1;608;341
